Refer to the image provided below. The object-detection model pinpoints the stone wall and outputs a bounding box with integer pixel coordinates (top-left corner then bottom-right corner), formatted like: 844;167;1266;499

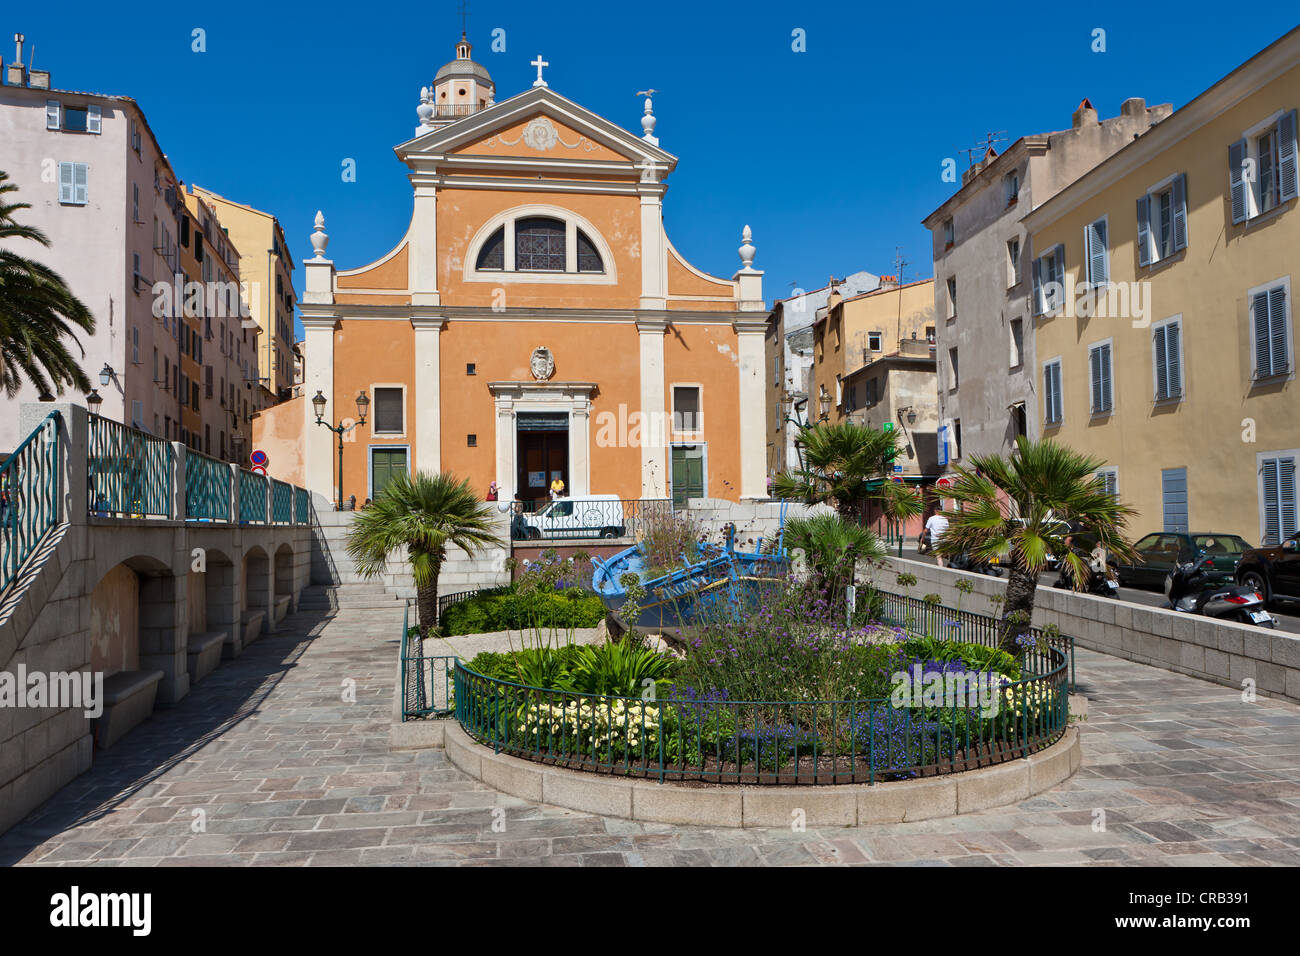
876;556;1300;705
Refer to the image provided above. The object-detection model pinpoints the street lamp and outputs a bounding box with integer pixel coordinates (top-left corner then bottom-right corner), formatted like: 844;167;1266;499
86;390;103;416
313;390;369;510
99;364;113;387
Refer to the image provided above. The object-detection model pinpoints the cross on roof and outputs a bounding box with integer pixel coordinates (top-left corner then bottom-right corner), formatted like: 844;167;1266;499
531;54;549;88
458;0;470;34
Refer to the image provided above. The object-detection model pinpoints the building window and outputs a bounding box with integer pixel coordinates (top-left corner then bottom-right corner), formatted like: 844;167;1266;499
576;231;603;273
946;277;957;319
515;217;566;271
1084;217;1109;287
673;385;701;433
58;162;88;205
1232;112;1297;223
948;347;959;390
1011;402;1027;438
1152;317;1183;402
1007;237;1021;286
467;434;477;447
131;401;144;430
1260;453;1298;545
1004;171;1020;205
1043;359;1063;425
47;101;100;134
476;229;505;270
372;386;404;434
1009;318;1024;369
1249;281;1291;381
466;363;476;375
1032;245;1065;315
1096;468;1119;498
925;325;935;347
1089;341;1113;415
952;419;962;459
942;218;954;246
1137;174;1187;266
868;331;883;352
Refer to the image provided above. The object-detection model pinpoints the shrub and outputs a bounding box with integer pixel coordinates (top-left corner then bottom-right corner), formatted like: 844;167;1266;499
442;587;605;636
638;507;703;578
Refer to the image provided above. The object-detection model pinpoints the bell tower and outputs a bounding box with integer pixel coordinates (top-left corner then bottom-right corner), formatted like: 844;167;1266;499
416;33;496;134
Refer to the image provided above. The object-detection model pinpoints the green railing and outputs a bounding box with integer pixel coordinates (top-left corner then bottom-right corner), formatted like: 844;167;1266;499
409;588;1074;785
271;479;293;524
1;411;62;595
185;450;231;521
294;486;309;525
88;415;173;518
238;469;267;524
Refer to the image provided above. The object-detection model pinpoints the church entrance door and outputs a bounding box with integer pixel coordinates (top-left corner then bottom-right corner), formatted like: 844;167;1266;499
516;412;569;507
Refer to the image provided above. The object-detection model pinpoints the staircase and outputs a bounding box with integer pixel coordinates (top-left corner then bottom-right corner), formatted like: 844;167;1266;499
310;503;510;599
296;583;407;612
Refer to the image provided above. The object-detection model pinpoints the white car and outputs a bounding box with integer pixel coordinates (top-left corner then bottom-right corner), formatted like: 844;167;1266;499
521;495;626;539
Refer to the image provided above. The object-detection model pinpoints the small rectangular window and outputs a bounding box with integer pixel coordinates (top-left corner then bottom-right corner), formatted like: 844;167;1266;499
1010;318;1024;368
942;218;954;246
466;363;476;375
372;386;404;434
1004;172;1020;205
948;347;959;389
1153;319;1183;401
1260;455;1298;545
1089;342;1113;414
946;277;957;318
58;162;89;205
868;331;882;352
1044;360;1063;424
673;385;701;432
1007;237;1021;286
467;434;477;447
62;107;88;133
1251;284;1290;380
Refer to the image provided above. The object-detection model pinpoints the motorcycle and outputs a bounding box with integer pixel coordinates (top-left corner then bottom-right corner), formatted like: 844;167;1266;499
1054;564;1120;597
948;551;1004;577
1164;560;1275;628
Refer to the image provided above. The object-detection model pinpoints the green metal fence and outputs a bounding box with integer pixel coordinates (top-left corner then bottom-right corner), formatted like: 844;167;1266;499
185;450;232;521
401;602;458;718
1;411;62;595
87;415;174;518
271;479;293;524
238;470;267;524
294;486;309;525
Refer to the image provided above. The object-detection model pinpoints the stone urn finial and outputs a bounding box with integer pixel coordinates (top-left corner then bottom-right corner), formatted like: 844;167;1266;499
310;211;329;260
738;225;756;270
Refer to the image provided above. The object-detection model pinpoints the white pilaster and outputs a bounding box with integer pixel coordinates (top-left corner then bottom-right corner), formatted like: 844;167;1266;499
735;317;768;499
301;315;338;502
495;400;515;499
638;176;667;309
410;178;440;307
637;319;668;497
570;397;591;497
412;315;444;474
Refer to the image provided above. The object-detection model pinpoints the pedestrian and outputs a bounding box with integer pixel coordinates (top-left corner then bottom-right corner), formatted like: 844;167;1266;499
549;476;565;500
486;481;499;502
925;509;950;567
509;498;527;540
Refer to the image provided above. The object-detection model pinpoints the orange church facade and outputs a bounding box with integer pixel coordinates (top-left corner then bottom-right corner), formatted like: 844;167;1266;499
293;37;767;507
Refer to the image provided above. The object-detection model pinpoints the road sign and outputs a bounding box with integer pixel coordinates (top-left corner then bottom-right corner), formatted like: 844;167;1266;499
937;477;953;489
250;449;269;467
251;465;267;477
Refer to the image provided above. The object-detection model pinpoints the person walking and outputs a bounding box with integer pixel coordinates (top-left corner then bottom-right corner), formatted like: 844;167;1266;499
925;509;950;567
486;481;499;502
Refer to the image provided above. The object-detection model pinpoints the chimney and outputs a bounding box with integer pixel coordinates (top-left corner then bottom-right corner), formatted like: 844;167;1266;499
1072;97;1098;129
879;275;899;291
1120;97;1147;119
29;67;50;90
7;34;26;87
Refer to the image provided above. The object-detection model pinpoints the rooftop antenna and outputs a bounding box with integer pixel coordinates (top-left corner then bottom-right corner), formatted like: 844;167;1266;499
893;247;908;343
960;130;1009;166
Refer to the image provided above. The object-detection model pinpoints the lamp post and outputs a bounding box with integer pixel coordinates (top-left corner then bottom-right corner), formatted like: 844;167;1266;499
313;389;369;510
780;392;830;472
86;389;103;417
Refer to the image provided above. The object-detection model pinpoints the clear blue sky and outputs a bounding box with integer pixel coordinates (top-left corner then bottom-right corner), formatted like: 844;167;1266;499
8;2;1298;335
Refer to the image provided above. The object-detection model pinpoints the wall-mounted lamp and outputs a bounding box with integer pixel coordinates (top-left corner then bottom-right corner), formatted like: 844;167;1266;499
99;363;114;387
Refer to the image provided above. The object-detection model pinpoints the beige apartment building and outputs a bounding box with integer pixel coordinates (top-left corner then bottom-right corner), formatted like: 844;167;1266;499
1024;27;1300;546
191;186;298;403
921;96;1172;470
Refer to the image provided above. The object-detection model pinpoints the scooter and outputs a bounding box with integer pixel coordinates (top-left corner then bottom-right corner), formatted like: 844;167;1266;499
1054;563;1120;597
948;551;1004;577
1164;560;1276;628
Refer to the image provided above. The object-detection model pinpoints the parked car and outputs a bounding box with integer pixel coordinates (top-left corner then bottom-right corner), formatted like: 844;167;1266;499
1235;531;1300;605
1115;532;1251;590
521;495;626;540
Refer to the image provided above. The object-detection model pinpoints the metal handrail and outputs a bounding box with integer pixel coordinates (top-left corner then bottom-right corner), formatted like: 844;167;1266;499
1;411;62;594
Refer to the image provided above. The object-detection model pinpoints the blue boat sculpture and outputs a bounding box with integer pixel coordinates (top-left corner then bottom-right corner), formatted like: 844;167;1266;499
589;505;790;632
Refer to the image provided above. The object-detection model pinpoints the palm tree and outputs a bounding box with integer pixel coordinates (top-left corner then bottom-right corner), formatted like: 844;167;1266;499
0;171;95;397
936;437;1138;653
346;471;502;633
785;510;884;602
774;421;922;526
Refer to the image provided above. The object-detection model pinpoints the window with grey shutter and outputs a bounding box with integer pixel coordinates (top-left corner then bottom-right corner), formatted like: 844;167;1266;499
372;387;404;434
1171;174;1188;251
1090;343;1113;414
46;99;61;130
1261;456;1298;545
1153;321;1182;401
73;163;88;205
87;104;101;134
58;162;75;203
1252;286;1290;379
1280;110;1299;204
1044;360;1063;424
1136;194;1152;266
1031;255;1044;315
1086;219;1108;286
1229;138;1248;224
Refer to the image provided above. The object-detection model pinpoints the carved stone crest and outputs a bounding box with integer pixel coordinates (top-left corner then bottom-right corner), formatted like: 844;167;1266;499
522;117;559;151
530;346;555;381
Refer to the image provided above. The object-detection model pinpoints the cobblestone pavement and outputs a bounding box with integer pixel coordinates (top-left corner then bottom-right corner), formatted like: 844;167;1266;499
4;599;1300;867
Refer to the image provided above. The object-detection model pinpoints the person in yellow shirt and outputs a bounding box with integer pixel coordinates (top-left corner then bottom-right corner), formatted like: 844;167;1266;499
549;476;565;499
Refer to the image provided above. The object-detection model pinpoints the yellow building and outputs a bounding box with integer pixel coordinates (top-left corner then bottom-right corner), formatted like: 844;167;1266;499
191;187;298;402
1023;26;1300;546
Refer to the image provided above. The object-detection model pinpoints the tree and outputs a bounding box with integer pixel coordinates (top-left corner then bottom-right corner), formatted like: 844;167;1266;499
773;421;922;526
345;471;502;633
784;510;884;602
936;437;1138;653
0;171;95;397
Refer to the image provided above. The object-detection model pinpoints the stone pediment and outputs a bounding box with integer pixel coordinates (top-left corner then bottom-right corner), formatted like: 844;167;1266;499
396;87;676;171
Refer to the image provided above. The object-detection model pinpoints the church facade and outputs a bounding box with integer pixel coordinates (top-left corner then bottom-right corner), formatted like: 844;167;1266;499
296;36;767;507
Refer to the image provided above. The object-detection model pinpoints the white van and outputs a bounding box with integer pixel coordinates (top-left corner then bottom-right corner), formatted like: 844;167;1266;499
521;495;626;539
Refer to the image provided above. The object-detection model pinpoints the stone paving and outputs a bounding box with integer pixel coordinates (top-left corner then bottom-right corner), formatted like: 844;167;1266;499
4;597;1300;867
